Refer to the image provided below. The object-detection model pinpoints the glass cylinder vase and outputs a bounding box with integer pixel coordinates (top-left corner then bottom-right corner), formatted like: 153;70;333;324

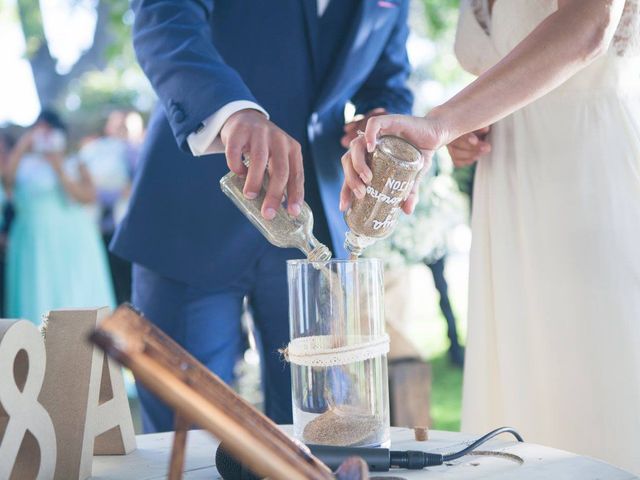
286;259;390;447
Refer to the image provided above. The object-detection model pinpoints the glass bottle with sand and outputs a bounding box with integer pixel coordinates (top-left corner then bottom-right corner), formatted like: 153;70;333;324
220;161;332;262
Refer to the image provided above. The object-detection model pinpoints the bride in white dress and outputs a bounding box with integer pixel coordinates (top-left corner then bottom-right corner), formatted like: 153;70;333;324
341;0;640;473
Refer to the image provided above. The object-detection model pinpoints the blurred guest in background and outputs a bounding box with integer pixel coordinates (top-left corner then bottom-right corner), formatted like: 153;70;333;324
123;110;146;166
2;109;115;324
80;110;141;304
0;130;16;317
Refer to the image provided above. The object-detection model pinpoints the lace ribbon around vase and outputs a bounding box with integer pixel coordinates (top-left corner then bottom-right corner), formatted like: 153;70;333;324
283;334;390;367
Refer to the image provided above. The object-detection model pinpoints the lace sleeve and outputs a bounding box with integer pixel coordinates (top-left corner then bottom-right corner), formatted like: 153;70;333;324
455;0;501;75
471;0;491;35
612;0;640;56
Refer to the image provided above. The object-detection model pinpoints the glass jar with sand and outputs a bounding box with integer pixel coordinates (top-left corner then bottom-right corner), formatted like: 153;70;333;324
286;258;390;447
344;135;424;258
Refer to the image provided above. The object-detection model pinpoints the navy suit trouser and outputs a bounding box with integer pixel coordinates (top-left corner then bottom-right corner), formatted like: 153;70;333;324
131;244;295;433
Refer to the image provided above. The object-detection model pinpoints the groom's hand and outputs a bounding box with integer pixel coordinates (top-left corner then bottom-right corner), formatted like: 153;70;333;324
220;109;304;220
341;108;387;148
447;127;491;168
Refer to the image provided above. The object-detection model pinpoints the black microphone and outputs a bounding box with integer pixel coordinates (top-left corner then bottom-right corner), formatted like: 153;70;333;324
215;443;444;479
215;443;262;480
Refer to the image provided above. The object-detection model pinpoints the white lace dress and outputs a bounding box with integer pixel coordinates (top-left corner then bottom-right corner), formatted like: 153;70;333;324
456;0;640;474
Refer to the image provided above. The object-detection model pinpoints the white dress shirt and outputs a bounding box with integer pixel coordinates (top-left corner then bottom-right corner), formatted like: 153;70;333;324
187;0;331;156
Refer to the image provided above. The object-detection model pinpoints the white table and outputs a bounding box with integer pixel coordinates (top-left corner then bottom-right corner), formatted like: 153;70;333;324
91;427;637;479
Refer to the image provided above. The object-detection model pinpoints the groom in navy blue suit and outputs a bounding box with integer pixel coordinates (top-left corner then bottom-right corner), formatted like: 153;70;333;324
112;0;413;432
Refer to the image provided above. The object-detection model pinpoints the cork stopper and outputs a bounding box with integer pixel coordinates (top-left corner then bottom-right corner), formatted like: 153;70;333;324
414;426;428;441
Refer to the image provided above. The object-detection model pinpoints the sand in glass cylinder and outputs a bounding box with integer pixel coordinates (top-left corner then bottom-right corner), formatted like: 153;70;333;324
286;259;390;447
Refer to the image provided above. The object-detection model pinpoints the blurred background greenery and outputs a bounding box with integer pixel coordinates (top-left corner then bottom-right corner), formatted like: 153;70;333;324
2;0;462;127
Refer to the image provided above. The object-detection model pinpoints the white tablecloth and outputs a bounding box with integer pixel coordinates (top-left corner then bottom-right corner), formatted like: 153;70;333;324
91;426;636;479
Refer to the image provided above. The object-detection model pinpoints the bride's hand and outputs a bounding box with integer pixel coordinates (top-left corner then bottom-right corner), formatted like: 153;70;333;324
339;114;447;214
447;126;491;168
362;114;447;154
340;135;371;213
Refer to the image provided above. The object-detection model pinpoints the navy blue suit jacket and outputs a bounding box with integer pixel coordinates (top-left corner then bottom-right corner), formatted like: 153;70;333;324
112;0;413;290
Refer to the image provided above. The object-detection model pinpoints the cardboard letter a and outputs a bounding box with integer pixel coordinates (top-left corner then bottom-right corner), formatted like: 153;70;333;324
40;308;136;480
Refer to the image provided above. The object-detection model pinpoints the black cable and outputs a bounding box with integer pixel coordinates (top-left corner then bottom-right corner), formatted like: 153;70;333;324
215;426;525;478
442;426;524;462
390;426;524;468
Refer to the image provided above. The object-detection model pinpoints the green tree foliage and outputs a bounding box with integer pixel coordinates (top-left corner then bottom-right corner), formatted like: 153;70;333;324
10;0;462;133
14;0;144;103
10;0;151;134
16;0;112;107
422;0;460;39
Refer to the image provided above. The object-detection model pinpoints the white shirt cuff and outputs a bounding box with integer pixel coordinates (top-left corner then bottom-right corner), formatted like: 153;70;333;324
187;101;269;156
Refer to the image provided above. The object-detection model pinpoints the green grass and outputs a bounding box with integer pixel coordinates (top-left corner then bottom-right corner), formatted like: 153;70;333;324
408;295;466;432
430;353;463;431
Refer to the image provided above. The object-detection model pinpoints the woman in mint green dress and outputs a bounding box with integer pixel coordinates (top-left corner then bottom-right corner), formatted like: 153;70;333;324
3;111;115;324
